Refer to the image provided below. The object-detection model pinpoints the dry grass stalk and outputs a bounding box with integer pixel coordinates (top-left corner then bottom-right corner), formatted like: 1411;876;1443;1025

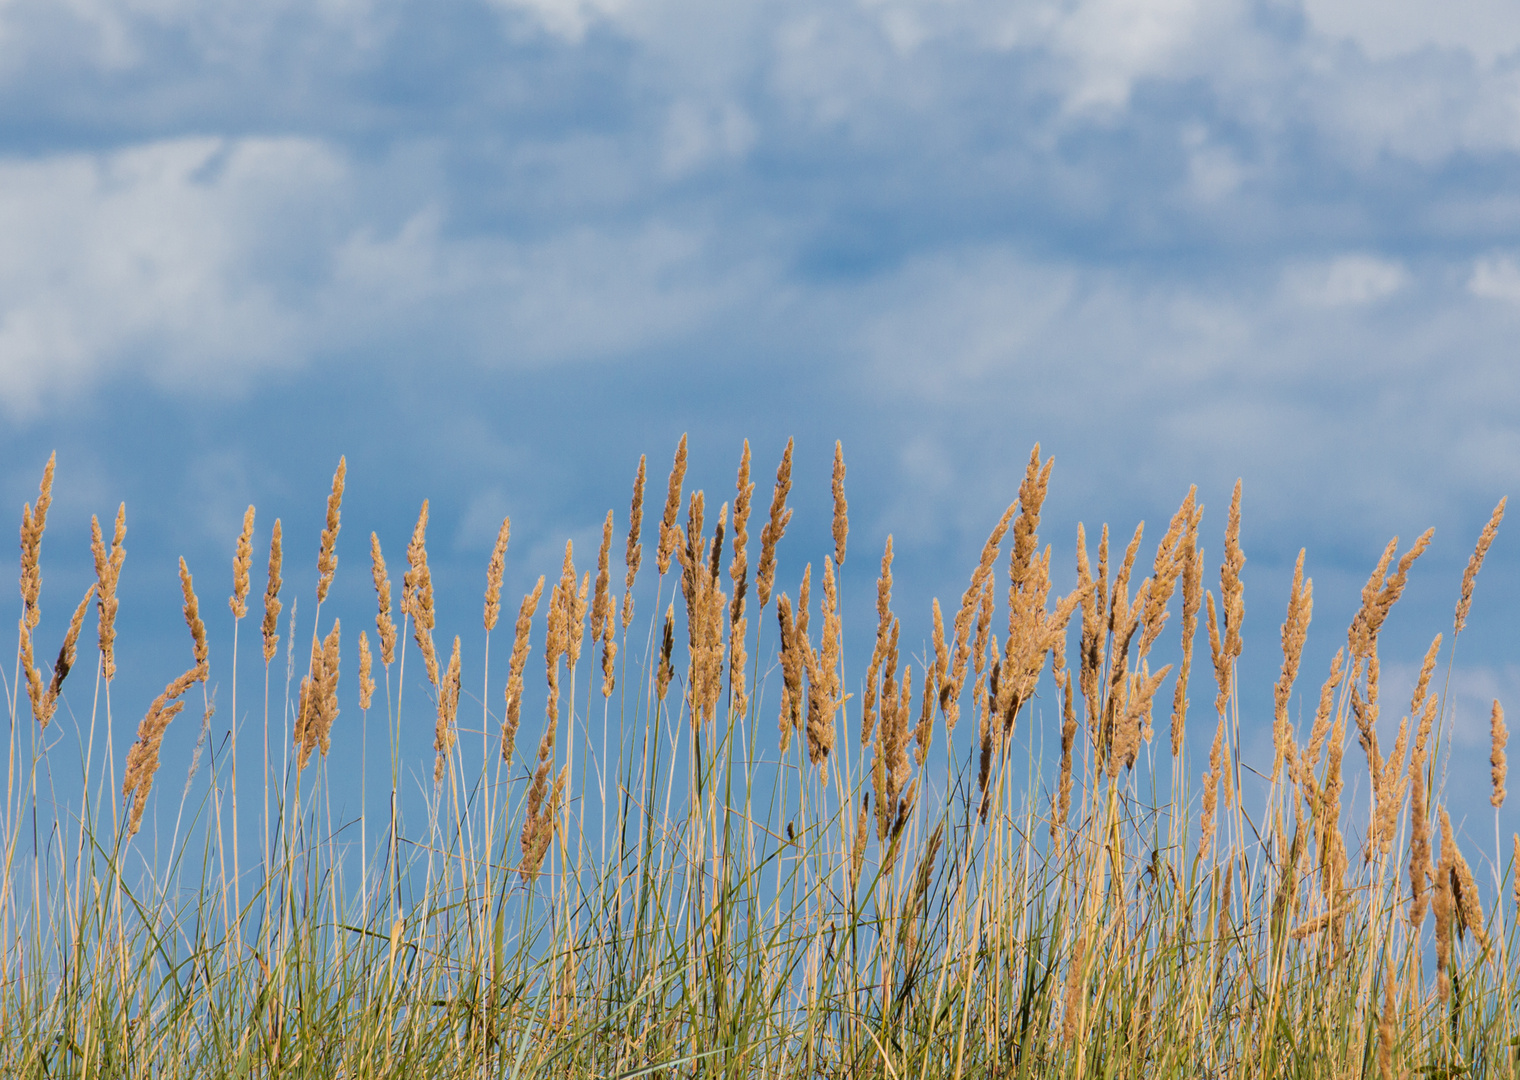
807;554;843;769
1272;550;1312;783
1409;760;1432;930
501;576;545;763
404;501;440;688
358;629;374;710
831;440;848;567
591;511;613;647
1492;699;1508;808
1440;807;1489;951
1171;502;1204;756
315;457;346;604
1455;496;1505;633
371;533;396;666
623;455;646;631
655;434;688;577
1371;716;1408;860
295;619;341;770
1379;970;1395;1080
862;537;894;748
1435;818;1454;1004
90;504;126;683
484;516;512;632
542;544;573;727
123;565;211;835
1198;717;1226;859
756;438;794;609
776;595;802;747
872;631;915;838
262;520;283;664
521;750;568;883
1219;479;1245;663
1054;639;1077;840
1136;487;1195;659
182;558;209;676
727;442;754;717
1513;833;1519;914
19;452;55;631
1287;904;1347;941
655;604;675;702
1351;529;1433;660
18;454;55;724
435;635;461;784
39;584;97;723
941;501;1016;730
229;506;255;618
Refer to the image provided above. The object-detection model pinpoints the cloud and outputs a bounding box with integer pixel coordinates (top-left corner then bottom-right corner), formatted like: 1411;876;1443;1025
1282;255;1408;308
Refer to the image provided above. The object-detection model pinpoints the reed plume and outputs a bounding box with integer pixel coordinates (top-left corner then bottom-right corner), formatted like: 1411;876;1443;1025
655;603;675;702
404;500;439;688
655;435;688;576
1492;699;1508;808
35;584;96;725
862;537;893;748
484;516;511;632
123;561;209;835
315;457;345;603
501;576;544;763
1456;496;1505;633
90;504;126;682
18;453;55;724
230;505;255;618
358;629;374;710
831;440;848;567
371;533;396;666
1171;499;1203;756
435;635;461;784
776;595;802;747
728;442;754;717
262;520;283;664
943;502;1015;730
623;455;646;631
1272;549;1312;782
756;438;793;609
593;511;615;696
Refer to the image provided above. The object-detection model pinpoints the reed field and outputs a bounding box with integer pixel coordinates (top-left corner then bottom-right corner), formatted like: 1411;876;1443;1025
2;438;1518;1078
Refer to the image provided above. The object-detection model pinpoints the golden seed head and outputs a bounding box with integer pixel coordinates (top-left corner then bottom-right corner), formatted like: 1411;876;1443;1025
230;505;255;619
756;438;794;610
484;516;512;632
623;455;646;630
434;635;461;785
831;440;848;568
591;510;613;645
358;629;374;711
370;532;396;666
263;520;283;665
655;435;688;576
88;504;127;684
1492;699;1508;808
502;576;544;763
1456;496;1505;634
180;558;208;678
315;457;345;604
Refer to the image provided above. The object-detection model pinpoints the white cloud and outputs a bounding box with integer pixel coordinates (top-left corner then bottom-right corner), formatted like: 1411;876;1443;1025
1282;255;1408;308
0;137;343;416
1303;0;1520;66
1468;254;1520;301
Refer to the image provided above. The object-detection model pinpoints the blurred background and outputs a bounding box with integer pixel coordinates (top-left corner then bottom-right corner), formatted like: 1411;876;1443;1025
2;0;1517;853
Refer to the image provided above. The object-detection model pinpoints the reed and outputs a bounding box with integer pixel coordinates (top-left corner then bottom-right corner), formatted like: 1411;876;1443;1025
2;441;1518;1080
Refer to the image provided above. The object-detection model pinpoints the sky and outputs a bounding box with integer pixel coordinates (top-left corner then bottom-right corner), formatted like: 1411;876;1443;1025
3;0;1520;850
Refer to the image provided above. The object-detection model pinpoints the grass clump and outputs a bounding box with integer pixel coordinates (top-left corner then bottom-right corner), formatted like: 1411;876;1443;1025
0;441;1516;1079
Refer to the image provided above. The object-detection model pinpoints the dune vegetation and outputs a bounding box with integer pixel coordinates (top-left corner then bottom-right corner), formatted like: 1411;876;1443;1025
0;439;1514;1078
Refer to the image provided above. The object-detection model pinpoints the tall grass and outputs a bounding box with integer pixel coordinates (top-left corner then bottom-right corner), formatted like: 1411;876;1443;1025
0;440;1514;1078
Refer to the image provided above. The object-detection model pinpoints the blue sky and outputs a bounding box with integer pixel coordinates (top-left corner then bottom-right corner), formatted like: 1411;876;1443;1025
4;0;1520;840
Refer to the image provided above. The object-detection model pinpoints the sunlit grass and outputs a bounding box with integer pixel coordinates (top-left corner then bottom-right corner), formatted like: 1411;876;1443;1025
0;442;1513;1078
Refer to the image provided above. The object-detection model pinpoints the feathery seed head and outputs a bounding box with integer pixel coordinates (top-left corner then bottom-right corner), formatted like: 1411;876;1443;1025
230;506;255;619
